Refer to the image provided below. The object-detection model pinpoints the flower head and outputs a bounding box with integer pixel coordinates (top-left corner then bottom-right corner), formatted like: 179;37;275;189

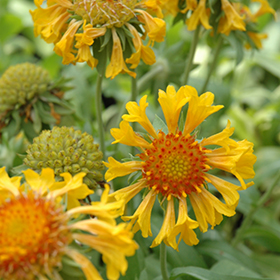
105;85;256;250
31;0;166;79
0;63;74;140
23;126;104;190
0;167;138;280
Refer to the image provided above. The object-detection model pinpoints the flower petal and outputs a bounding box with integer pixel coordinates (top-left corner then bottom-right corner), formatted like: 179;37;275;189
65;249;103;280
122;95;158;138
105;28;136;79
158;85;189;134
151;197;177;250
104;157;143;182
183;87;223;135
110;120;151;149
122;189;157;237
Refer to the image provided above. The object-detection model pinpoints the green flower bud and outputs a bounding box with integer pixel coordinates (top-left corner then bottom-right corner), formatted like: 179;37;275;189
0;63;51;113
23;126;104;189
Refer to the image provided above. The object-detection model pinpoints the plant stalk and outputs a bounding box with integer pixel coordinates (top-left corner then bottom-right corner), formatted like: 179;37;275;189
182;25;201;85
160;242;169;280
200;35;223;94
95;71;106;159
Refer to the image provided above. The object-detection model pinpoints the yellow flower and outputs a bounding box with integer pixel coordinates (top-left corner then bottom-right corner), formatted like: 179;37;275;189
218;0;246;35
160;0;197;16
0;167;137;280
245;32;268;49
105;85;256;250
186;0;212;31
31;0;166;79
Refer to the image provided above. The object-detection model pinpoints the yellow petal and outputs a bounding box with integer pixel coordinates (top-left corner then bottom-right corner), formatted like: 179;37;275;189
73;226;138;280
23;168;56;195
190;188;235;232
125;23;156;68
108;179;147;205
47;172;86;199
104;157;142;182
205;173;239;206
158;85;190;134
218;0;246;35
110;120;151;149
245;32;268;49
207;139;256;190
53;20;83;64
200;120;236;152
122;189;157;237
122;95;158;138
186;0;212;31
183;87;223;135
135;9;166;43
0;167;20;197
105;28;136;79
252;0;276;20
151;198;177;250
169;198;199;248
65;249;103;280
30;4;70;43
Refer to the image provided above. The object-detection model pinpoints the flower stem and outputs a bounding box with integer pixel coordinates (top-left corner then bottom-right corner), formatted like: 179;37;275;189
182;25;201;85
232;172;280;248
200;35;223;94
95;71;105;159
160;242;169;280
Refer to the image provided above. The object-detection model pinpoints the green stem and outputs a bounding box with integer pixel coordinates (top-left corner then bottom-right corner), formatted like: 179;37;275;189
160;242;169;280
95;71;106;159
232;172;280;247
200;35;223;94
182;25;201;85
131;76;137;154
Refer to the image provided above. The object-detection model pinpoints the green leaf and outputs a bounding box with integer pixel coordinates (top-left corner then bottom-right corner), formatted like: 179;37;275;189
152;114;168;134
211;260;262;277
196;240;259;273
32;103;42;133
242;226;280;253
0;13;23;42
170;267;274;280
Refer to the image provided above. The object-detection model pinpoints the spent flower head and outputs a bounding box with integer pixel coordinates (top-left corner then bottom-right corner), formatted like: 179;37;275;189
31;0;166;79
104;85;256;250
160;0;275;49
0;167;138;280
0;63;74;141
23;126;104;190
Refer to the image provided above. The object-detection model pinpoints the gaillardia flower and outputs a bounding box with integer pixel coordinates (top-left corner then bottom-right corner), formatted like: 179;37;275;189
105;85;256;250
0;167;137;280
31;0;166;79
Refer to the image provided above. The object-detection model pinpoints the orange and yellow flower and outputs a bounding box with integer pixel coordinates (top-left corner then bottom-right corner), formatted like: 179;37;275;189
31;0;166;79
104;85;256;250
0;167;137;280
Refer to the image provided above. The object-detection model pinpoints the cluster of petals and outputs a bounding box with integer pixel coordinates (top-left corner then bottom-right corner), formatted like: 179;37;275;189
104;85;256;250
160;0;275;48
0;167;137;280
30;0;166;79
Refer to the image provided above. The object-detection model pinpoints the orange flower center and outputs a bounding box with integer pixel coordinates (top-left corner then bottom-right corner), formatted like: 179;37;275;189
0;192;71;280
139;131;209;199
73;0;138;28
